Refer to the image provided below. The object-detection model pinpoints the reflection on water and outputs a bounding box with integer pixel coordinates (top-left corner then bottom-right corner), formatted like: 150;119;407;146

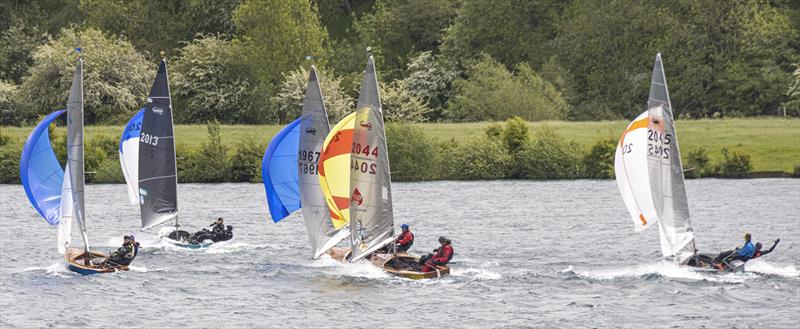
1;179;798;328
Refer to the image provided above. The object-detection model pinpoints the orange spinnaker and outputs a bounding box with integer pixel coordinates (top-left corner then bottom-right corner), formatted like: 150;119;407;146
318;112;357;229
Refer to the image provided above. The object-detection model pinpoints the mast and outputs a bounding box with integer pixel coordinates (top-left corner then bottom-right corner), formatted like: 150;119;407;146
67;49;90;257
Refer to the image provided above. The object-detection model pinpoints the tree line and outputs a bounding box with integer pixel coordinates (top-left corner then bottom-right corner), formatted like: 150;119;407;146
1;0;798;126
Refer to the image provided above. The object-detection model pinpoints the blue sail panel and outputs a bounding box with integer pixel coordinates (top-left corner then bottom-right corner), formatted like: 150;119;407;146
262;118;302;222
119;108;144;152
20;110;66;226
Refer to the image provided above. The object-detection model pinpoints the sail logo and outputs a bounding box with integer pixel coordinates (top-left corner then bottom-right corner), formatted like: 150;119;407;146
359;121;373;130
305;128;317;135
351;188;363;205
139;188;148;205
152;107;164;115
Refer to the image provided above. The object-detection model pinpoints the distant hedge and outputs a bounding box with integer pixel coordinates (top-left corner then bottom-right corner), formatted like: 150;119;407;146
0;118;758;184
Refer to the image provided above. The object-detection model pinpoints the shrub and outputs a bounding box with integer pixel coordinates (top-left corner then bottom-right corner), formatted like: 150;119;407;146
718;148;752;178
172;35;260;124
386;124;440;181
501;117;530;178
0;140;21;183
91;158;125;183
582;139;616;179
441;137;510;180
794;164;800;178
517;127;582;179
19;28;151;124
230;136;264;183
184;120;230;182
271;65;354;124
445;54;568;122
685;147;712;178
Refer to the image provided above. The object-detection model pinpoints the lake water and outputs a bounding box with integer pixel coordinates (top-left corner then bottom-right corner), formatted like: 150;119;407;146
1;179;798;328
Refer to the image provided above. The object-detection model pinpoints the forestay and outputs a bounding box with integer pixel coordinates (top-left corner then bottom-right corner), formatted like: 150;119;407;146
348;56;395;262
119;108;144;205
138;60;179;230
263;118;301;222
297;66;349;258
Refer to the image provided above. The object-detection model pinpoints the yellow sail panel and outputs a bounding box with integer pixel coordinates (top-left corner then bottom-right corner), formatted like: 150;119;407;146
318;112;357;229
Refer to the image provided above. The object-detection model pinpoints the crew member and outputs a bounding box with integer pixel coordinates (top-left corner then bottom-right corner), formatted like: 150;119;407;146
395;224;414;253
419;236;454;272
753;239;780;259
104;235;137;267
713;233;755;267
211;217;225;238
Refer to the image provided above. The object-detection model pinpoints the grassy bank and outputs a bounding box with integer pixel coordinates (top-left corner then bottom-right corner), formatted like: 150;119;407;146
2;118;798;173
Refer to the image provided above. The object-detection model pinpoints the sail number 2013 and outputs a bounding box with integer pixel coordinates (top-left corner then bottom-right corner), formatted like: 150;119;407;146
140;133;158;146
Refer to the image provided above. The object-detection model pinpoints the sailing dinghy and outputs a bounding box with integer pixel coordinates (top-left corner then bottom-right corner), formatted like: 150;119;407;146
120;58;229;247
320;56;450;279
615;53;745;273
21;53;128;274
262;65;349;258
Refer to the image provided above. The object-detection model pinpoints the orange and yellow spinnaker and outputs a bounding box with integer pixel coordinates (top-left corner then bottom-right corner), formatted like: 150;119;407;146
318;112;357;229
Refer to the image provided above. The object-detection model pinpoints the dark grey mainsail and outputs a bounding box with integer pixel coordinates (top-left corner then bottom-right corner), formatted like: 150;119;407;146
138;60;179;230
298;66;349;258
67;58;90;252
645;53;695;258
348;56;395;262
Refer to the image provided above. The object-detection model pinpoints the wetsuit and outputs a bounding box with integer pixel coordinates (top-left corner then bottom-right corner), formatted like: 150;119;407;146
396;231;414;253
107;242;136;266
753;240;779;259
420;243;453;272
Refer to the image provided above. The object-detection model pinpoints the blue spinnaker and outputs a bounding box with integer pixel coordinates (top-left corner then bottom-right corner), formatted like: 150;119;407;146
20;110;66;226
262;118;302;222
119;108;144;152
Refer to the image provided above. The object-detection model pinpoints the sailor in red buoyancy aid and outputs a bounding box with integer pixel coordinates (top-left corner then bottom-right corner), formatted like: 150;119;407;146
395;224;414;253
419;236;453;272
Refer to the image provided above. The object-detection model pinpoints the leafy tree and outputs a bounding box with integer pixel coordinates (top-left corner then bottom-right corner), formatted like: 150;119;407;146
401;51;459;119
172;35;258;124
442;0;567;69
234;0;327;115
446;55;568;122
0;81;19;125
18;28;151;124
357;0;458;78
380;80;430;123
786;65;800;116
0;24;45;84
271;65;354;124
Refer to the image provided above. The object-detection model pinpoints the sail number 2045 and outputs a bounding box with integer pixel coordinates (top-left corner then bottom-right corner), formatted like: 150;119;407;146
647;129;671;159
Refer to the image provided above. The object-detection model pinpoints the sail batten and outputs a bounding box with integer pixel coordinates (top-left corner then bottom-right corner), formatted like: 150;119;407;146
138;60;179;230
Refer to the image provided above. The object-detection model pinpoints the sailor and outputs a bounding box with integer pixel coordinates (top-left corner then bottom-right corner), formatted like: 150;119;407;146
712;233;755;267
753;239;780;259
395;224;414;253
418;236;454;272
210;217;226;238
129;234;141;258
105;235;136;267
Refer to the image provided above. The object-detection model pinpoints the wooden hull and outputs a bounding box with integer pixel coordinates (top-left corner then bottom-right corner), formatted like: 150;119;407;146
371;254;450;280
64;248;129;275
327;247;351;262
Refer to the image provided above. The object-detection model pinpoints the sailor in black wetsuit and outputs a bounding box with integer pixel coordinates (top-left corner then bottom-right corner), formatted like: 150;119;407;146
104;235;137;267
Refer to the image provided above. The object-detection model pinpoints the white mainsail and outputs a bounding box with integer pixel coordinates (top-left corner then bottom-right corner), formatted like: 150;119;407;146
615;53;695;261
348;56;396;262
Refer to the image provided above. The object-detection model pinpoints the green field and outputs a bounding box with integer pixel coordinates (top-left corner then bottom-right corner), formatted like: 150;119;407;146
2;118;798;173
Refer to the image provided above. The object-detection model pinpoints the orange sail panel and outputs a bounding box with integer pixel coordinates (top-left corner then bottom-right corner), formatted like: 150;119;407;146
318;112;357;229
